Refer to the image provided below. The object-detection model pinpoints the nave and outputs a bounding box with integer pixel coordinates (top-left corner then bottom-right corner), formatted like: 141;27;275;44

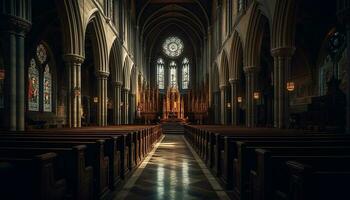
1;123;350;200
0;0;350;199
116;134;228;200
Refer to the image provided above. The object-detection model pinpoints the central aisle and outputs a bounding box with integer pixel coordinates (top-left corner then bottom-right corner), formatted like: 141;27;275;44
116;134;227;200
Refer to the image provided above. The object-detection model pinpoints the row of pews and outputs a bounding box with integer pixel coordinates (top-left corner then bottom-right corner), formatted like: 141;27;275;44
0;125;163;200
184;125;350;200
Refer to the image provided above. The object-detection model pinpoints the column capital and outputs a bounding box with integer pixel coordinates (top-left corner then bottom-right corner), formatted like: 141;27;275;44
97;71;110;78
114;81;123;87
243;66;260;74
0;15;31;34
229;79;239;85
123;88;130;92
219;84;227;90
271;47;295;57
63;54;85;64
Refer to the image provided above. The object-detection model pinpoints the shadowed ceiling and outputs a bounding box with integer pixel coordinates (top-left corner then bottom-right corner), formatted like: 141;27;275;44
136;0;212;65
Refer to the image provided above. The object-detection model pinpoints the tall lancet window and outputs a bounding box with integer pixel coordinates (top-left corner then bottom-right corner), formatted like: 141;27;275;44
238;0;244;12
169;61;177;87
28;43;53;112
28;58;40;111
182;58;190;89
43;65;52;112
156;58;165;89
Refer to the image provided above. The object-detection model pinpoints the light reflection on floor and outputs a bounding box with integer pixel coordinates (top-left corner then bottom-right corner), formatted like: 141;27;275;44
124;135;220;200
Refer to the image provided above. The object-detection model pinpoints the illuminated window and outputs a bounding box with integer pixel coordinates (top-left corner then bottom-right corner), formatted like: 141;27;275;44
43;65;52;112
163;37;184;58
238;0;244;12
182;58;190;89
156;58;165;89
169;61;177;87
28;58;40;111
28;43;53;112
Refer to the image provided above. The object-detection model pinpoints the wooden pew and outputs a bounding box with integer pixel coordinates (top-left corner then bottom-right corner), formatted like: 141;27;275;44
0;135;122;188
249;148;350;200
220;136;350;189
233;141;350;200
0;140;110;199
0;125;163;199
183;125;350;200
284;159;350;200
0;146;93;200
0;125;162;190
0;152;66;200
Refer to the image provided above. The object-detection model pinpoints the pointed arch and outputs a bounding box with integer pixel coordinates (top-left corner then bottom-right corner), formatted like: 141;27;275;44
109;38;123;83
130;65;137;95
219;50;229;86
229;31;244;81
85;11;109;73
244;2;269;67
55;0;84;57
122;57;130;90
271;0;297;49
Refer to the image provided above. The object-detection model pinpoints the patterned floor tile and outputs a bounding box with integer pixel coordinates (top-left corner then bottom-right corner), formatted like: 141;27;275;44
122;135;221;200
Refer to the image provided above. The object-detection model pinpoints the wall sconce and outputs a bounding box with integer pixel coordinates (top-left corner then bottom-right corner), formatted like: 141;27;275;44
253;91;260;100
227;102;231;108
286;81;295;92
93;97;98;103
237;96;243;103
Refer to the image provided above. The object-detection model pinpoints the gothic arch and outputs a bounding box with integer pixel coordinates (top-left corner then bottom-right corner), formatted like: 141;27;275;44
84;11;109;73
271;0;297;49
55;0;84;58
109;38;123;83
219;50;229;86
130;66;137;95
229;31;244;81
122;57;131;90
244;2;269;68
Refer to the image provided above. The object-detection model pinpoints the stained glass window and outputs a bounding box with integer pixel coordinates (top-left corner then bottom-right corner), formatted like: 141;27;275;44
169;61;177;87
28;58;39;111
36;44;47;64
163;37;184;58
238;0;244;12
43;65;52;112
157;58;165;89
182;58;190;89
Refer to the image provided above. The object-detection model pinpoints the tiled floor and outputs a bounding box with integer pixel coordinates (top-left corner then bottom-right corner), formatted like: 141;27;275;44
117;135;224;200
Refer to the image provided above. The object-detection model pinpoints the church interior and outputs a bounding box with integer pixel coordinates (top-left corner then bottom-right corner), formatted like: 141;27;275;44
0;0;350;199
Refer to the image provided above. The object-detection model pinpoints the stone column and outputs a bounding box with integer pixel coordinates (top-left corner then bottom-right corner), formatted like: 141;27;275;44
129;93;136;123
16;31;26;131
230;79;239;126
122;88;129;124
347;28;350;133
271;47;295;129
113;81;122;125
220;85;228;125
337;1;350;133
213;91;220;124
97;71;109;126
0;4;31;130
244;66;259;128
64;54;84;128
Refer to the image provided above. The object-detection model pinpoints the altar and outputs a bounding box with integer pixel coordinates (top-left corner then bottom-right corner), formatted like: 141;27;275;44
162;86;184;119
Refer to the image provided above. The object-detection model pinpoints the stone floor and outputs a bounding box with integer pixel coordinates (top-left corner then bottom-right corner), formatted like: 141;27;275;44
115;134;227;200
